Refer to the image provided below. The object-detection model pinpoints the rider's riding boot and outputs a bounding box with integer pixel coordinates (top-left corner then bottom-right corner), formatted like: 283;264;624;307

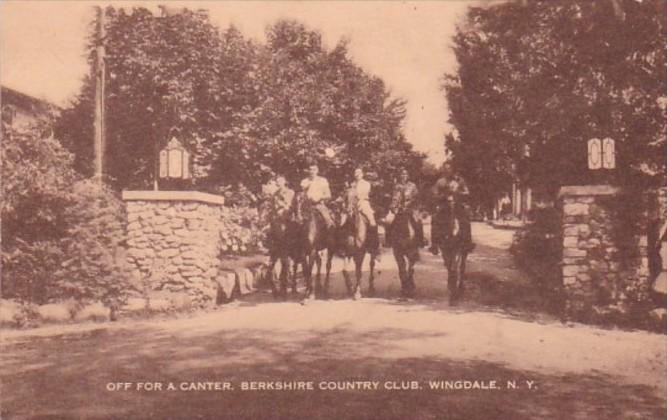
463;224;475;253
369;225;381;261
415;221;427;248
460;207;475;253
384;224;393;247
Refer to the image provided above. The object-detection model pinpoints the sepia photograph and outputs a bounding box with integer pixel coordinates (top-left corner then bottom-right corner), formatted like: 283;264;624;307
1;0;666;419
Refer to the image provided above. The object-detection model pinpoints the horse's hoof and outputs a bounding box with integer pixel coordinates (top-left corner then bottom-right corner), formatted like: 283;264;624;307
353;290;362;300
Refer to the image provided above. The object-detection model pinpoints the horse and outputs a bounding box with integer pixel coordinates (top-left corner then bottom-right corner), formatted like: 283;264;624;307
387;210;420;298
264;213;298;300
292;193;331;301
432;195;470;305
324;199;377;300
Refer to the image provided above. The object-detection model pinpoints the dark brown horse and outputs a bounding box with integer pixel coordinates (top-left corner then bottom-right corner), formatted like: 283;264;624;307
265;214;297;300
432;196;469;305
293;194;331;301
388;211;420;298
324;203;377;300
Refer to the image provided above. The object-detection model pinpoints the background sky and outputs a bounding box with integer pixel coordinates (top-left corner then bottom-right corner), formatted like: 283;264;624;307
0;1;478;164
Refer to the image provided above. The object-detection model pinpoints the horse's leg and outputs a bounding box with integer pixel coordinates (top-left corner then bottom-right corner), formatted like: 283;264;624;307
368;250;376;297
267;254;279;299
353;252;365;300
314;251;323;298
393;248;407;297
303;253;315;301
446;252;461;305
342;257;352;296
323;249;333;299
458;251;468;298
406;251;417;297
278;255;289;299
291;259;299;294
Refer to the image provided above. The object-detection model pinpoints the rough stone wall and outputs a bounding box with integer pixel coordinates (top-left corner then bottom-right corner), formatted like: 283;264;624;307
125;197;224;302
559;185;651;314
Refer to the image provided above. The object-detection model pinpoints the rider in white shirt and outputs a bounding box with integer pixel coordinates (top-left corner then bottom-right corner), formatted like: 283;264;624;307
300;164;334;228
351;168;376;226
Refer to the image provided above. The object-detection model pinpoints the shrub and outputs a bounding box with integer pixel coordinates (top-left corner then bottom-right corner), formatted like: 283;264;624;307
510;207;563;302
1;121;78;303
55;180;132;310
1;240;64;304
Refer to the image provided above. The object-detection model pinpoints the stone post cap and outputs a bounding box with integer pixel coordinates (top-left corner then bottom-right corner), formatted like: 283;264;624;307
558;185;620;198
122;190;225;205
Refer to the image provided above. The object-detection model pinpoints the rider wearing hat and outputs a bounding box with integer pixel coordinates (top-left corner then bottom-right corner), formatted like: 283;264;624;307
429;164;475;255
386;168;427;247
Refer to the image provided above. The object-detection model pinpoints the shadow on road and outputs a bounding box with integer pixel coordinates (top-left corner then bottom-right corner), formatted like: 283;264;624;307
244;242;561;326
2;324;664;419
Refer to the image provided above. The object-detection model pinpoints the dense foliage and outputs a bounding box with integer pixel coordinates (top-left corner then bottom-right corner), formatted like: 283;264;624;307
55;9;425;212
510;207;562;304
1;122;130;305
443;0;666;205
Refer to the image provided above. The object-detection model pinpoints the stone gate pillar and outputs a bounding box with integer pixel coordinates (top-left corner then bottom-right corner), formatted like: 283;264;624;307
652;187;667;297
122;190;226;302
558;185;651;315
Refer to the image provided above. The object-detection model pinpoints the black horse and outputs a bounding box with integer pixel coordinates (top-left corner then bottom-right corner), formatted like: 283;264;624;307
387;211;420;298
264;213;298;300
432;195;470;305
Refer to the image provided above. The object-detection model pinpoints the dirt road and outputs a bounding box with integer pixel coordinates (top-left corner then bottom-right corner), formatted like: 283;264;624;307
2;224;665;419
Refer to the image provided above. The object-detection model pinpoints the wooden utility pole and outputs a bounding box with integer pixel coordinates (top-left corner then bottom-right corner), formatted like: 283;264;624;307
93;6;106;184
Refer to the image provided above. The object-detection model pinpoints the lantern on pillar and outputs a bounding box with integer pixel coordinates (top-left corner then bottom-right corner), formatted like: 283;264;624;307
159;136;191;180
588;137;615;170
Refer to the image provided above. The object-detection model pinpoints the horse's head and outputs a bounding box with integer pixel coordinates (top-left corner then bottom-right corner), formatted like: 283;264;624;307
292;193;305;223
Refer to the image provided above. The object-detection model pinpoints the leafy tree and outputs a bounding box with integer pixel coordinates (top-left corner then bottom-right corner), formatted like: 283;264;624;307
1;121;76;302
57;7;225;189
444;0;666;201
201;20;424;207
1;122;79;247
56;11;424;207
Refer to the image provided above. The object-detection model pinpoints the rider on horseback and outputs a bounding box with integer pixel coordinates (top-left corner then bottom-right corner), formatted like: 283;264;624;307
260;175;295;250
385;168;427;248
299;163;334;228
340;168;380;256
429;164;475;255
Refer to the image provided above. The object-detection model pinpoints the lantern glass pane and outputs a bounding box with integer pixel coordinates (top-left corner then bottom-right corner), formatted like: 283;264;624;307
168;149;183;178
588;138;602;169
183;151;190;179
159;150;168;178
602;138;615;169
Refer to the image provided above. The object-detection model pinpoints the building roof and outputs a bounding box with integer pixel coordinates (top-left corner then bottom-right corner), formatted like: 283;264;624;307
1;85;61;119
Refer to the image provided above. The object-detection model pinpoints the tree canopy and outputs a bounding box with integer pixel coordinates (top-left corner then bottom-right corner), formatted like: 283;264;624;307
56;8;424;210
443;0;666;202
